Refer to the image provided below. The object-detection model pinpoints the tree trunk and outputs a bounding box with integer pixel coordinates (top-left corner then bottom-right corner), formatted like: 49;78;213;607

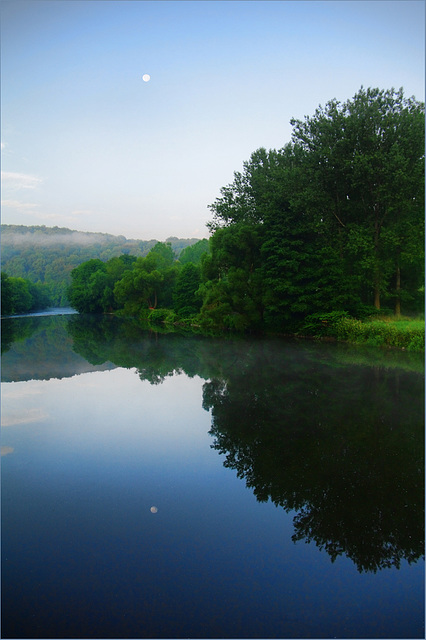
395;265;401;317
374;284;381;310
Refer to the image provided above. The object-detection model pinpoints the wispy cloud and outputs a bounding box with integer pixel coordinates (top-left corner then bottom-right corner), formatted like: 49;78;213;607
1;171;43;190
2;199;41;212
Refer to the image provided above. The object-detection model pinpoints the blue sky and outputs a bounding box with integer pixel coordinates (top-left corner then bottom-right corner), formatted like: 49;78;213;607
1;0;424;241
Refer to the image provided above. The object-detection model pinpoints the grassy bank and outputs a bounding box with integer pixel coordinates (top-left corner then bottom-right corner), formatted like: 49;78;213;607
336;316;424;351
302;312;425;352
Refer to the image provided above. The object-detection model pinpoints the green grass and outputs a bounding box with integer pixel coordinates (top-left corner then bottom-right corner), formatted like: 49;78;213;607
335;315;425;351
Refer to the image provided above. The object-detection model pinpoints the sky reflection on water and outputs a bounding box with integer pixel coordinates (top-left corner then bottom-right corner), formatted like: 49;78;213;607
1;314;424;639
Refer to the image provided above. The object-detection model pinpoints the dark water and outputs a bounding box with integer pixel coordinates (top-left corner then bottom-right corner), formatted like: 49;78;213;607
1;313;424;639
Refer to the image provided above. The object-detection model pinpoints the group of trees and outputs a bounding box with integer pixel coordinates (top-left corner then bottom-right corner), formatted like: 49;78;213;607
68;87;424;331
201;87;424;330
1;225;202;307
1;272;51;316
67;239;209;318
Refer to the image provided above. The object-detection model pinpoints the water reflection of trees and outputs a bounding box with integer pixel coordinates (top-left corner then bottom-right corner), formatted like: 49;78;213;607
67;314;227;384
69;316;424;573
4;313;425;573
1;317;39;353
202;343;424;573
1;315;115;381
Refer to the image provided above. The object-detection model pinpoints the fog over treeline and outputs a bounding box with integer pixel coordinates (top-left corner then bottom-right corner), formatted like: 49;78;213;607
4;231;116;247
1;224;201;307
1;225;200;247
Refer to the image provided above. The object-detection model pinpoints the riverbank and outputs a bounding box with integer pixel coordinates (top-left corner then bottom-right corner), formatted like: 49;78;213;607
24;305;422;352
332;316;424;351
119;308;425;353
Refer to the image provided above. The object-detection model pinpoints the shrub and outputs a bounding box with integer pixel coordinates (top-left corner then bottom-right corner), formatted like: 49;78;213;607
147;308;177;326
335;317;424;351
302;311;350;336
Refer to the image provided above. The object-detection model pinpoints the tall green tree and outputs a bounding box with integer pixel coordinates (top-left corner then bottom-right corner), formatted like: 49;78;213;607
290;87;425;311
207;87;424;325
68;259;108;313
199;224;264;330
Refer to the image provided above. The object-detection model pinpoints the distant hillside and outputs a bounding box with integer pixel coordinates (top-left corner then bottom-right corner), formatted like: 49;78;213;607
1;225;201;306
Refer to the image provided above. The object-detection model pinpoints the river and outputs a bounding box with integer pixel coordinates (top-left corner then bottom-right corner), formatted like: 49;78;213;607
1;311;424;639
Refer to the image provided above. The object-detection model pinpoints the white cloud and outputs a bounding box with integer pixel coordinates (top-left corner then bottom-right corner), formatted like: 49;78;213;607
1;171;43;190
1;199;40;212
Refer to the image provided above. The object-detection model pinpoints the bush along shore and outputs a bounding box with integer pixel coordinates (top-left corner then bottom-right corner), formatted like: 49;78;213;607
299;311;425;351
118;307;425;352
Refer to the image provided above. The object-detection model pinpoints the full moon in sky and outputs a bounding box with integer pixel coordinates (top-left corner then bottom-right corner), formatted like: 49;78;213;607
142;74;151;82
150;506;158;513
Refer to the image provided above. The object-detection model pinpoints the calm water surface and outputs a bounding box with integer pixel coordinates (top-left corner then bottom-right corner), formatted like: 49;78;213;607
1;313;424;639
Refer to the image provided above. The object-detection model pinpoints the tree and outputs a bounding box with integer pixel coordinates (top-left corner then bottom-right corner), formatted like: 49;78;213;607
199;224;264;330
207;87;424;326
173;262;202;317
113;243;179;314
290;87;425;312
68;259;107;313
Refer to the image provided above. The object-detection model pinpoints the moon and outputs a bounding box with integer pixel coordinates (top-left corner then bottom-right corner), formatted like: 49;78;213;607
142;74;151;82
150;506;158;513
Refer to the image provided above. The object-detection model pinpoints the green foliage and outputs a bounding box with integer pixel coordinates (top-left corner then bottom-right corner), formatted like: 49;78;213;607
198;224;264;331
302;311;350;336
113;243;179;315
173;262;202;316
67;259;108;313
147;308;178;326
179;238;209;265
1;271;51;316
1;272;13;315
205;86;424;335
335;317;425;351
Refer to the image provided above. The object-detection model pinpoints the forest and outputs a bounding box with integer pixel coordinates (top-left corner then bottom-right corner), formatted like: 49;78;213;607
2;88;425;343
0;225;202;310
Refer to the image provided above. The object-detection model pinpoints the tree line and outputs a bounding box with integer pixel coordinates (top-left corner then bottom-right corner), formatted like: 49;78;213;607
1;225;202;307
68;87;424;331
